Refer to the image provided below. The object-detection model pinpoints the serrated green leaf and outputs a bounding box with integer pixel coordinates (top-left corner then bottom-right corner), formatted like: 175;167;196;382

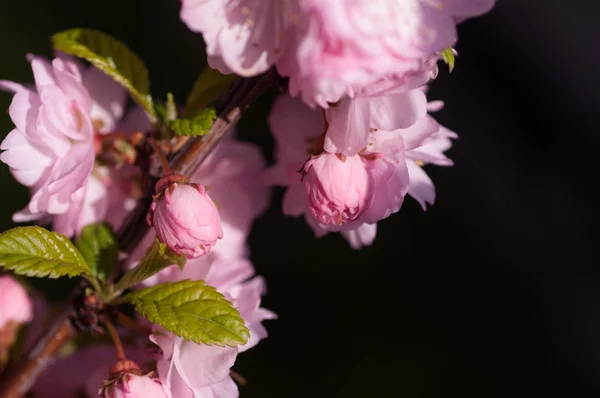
184;67;236;118
168;108;216;137
52;28;156;122
114;239;185;292
442;48;456;73
75;223;118;281
128;280;249;347
0;226;93;281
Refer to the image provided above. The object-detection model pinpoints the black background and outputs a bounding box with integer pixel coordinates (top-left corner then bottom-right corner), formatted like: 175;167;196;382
0;1;597;397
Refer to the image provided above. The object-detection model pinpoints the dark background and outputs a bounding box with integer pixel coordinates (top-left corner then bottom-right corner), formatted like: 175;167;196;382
0;1;597;397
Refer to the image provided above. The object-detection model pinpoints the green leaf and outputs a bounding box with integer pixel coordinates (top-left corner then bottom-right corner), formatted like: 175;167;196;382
0;226;93;280
441;48;456;73
52;28;156;122
75;223;118;281
114;239;185;292
166;93;178;122
184;67;236;118
168;108;216;137
128;279;249;347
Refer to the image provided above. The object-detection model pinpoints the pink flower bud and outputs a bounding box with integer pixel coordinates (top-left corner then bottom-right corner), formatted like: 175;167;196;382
0;275;33;329
303;153;372;226
147;175;223;258
100;360;168;398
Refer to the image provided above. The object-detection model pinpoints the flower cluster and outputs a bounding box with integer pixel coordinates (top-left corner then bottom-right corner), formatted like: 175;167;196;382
181;0;490;248
267;89;456;247
0;55;142;237
0;1;496;397
30;136;273;398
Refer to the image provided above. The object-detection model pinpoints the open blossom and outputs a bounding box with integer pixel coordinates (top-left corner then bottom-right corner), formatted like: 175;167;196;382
267;90;455;248
149;259;275;398
147;176;223;259
180;0;495;106
0;55;126;237
137;240;274;398
192;136;269;260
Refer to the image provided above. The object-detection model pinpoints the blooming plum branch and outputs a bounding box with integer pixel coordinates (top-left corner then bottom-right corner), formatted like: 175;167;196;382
0;1;496;397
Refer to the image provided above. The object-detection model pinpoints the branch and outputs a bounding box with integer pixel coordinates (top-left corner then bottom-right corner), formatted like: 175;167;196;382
0;68;279;397
0;313;74;398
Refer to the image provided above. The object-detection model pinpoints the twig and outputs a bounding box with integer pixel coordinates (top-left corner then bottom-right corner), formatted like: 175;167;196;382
148;138;172;176
104;318;126;361
0;314;74;398
116;312;152;336
230;369;248;386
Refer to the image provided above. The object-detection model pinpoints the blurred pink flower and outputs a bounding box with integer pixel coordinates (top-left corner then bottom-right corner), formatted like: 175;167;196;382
0;55;126;237
180;0;299;77
0;275;33;329
180;0;495;107
192;136;269;261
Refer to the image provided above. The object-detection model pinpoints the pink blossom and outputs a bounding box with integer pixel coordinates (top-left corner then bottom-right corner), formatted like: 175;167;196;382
148;270;274;397
303;153;372;227
405;125;458;210
150;329;238;398
131;232;274;398
267;91;455;247
180;0;495;107
0;275;33;329
180;0;298;77
0;275;33;363
147;178;223;259
0;55;126;237
145;256;274;398
191;136;269;260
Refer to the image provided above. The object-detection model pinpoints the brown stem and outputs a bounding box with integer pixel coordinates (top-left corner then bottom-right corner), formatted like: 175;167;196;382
116;312;152;336
230;369;248;386
0;67;280;398
0;315;74;398
104;319;126;361
149;138;172;176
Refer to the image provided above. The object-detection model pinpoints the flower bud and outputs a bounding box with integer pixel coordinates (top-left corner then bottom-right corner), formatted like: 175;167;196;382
0;275;33;329
0;275;33;366
303;153;372;226
147;175;223;258
100;359;168;398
